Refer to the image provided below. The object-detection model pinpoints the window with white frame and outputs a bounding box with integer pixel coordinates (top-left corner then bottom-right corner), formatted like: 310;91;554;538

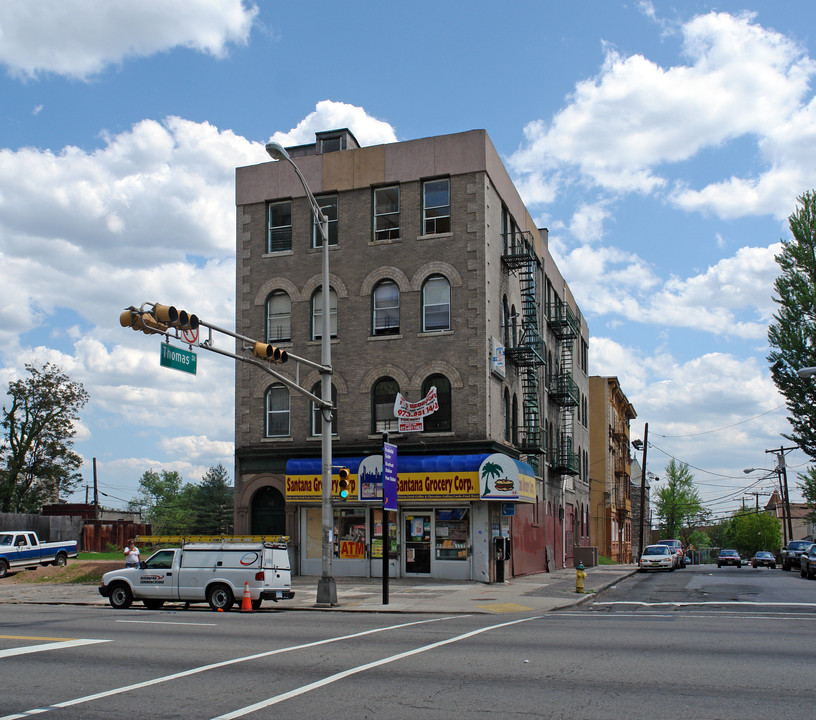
373;280;399;335
265;384;290;437
374;186;400;241
311;288;338;340
422;179;450;235
266;291;291;342
312;195;338;248
422;275;450;331
267;201;292;252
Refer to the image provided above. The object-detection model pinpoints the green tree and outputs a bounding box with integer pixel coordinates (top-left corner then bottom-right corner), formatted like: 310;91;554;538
654;459;705;540
191;464;234;534
720;509;782;556
768;190;816;458
130;469;193;535
0;363;89;512
797;466;816;525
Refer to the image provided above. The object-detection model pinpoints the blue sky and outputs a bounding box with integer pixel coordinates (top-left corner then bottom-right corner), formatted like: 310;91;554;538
2;0;815;518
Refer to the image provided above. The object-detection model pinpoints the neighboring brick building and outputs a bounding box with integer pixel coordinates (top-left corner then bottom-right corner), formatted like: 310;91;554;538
588;376;637;562
233;128;590;581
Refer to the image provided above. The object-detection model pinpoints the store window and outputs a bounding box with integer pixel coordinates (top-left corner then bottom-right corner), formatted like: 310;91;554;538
333;507;366;560
434;508;469;561
370;508;398;559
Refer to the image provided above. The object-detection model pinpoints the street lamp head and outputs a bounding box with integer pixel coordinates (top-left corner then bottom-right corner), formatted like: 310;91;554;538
632;440;644;451
265;141;290;162
743;468;757;474
796;366;816;378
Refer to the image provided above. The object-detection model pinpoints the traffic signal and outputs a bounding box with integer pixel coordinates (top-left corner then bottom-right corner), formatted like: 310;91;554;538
120;303;199;335
252;341;288;363
337;468;351;500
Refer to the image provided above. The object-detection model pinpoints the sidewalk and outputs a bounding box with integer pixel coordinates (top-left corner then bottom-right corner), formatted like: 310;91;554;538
0;564;638;614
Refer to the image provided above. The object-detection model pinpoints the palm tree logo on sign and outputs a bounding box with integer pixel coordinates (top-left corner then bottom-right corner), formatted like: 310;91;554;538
479;454;519;499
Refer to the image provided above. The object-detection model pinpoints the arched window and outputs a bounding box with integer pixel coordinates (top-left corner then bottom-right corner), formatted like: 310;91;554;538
503;388;511;442
510;305;518;348
422;275;450;332
502;296;511;348
265;384;290;437
422;374;451;432
512;393;519;445
373;280;400;335
372;377;399;433
310;382;338;436
311;288;337;340
266;291;291;342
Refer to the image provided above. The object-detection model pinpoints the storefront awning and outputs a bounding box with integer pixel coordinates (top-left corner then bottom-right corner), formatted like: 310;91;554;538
285;452;536;504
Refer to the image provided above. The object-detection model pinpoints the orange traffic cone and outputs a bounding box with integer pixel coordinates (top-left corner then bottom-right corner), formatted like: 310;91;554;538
241;581;252;612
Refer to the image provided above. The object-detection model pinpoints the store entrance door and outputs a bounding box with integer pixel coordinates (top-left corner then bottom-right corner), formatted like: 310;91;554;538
404;512;432;575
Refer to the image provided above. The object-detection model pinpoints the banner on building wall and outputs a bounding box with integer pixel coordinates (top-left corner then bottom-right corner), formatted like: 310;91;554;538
393;386;438;433
491;337;506;379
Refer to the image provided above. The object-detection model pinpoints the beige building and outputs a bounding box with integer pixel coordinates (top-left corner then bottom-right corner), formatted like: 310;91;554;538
588;376;636;562
233;128;591;580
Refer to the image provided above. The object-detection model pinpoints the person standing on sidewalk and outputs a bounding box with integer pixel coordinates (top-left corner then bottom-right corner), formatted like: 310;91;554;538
123;539;140;568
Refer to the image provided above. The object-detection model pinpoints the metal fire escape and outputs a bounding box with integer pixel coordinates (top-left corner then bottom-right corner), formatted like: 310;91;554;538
547;298;580;476
501;231;546;473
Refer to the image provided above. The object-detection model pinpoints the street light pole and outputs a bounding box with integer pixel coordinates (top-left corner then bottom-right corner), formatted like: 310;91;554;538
632;423;648;560
266;141;337;605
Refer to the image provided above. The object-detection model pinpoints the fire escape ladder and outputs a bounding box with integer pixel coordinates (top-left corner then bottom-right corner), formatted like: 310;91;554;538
548;299;580;477
502;231;546;471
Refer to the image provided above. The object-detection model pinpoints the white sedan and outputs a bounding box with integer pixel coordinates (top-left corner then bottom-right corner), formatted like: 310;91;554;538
639;544;675;572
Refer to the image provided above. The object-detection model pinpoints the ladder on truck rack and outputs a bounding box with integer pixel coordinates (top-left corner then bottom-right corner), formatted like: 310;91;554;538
136;535;290;545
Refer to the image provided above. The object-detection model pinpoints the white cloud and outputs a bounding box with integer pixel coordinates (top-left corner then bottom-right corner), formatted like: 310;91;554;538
270;100;398;148
0;0;258;79
509;11;816;219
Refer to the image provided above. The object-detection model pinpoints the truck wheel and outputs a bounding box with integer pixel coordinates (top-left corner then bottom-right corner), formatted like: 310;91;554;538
207;584;234;612
783;562;790;571
52;553;67;567
109;583;133;610
0;560;8;579
144;600;165;610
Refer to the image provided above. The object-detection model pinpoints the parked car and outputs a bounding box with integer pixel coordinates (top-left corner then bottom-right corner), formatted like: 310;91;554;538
656;539;685;568
781;540;813;571
717;549;742;568
799;544;816;579
751;551;776;569
639;544;675;572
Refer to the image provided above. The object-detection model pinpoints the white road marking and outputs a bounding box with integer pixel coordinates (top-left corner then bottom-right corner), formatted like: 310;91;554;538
115;620;217;627
0;616;462;720
596;600;816;608
211;615;542;720
0;638;110;659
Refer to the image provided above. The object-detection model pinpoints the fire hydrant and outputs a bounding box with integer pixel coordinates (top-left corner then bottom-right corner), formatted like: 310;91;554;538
575;562;587;594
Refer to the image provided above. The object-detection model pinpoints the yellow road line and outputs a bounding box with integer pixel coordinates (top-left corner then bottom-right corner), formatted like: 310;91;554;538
0;634;77;642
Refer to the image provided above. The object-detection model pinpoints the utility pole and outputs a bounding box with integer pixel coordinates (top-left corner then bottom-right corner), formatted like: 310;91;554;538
766;446;796;542
92;457;99;519
633;423;648;559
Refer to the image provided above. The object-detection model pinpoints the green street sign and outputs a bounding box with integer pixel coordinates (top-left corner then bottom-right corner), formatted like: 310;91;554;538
160;343;197;375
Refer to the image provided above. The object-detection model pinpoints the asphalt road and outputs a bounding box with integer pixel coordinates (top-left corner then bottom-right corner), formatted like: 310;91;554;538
1;566;814;720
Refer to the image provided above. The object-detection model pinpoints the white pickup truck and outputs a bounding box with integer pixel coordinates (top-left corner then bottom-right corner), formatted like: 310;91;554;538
0;531;78;578
98;540;294;611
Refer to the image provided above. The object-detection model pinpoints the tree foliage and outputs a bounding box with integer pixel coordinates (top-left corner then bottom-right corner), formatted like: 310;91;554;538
0;363;89;513
797;466;816;525
768;190;816;458
715;509;782;556
130;465;233;535
654;459;706;540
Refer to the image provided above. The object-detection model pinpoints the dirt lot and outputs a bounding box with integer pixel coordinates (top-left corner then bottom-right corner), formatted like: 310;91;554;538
2;560;122;584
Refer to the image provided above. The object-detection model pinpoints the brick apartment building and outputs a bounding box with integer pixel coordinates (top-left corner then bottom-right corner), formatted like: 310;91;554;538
233;128;591;581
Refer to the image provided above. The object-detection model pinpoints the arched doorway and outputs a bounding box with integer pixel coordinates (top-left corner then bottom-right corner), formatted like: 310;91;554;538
250;486;286;535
